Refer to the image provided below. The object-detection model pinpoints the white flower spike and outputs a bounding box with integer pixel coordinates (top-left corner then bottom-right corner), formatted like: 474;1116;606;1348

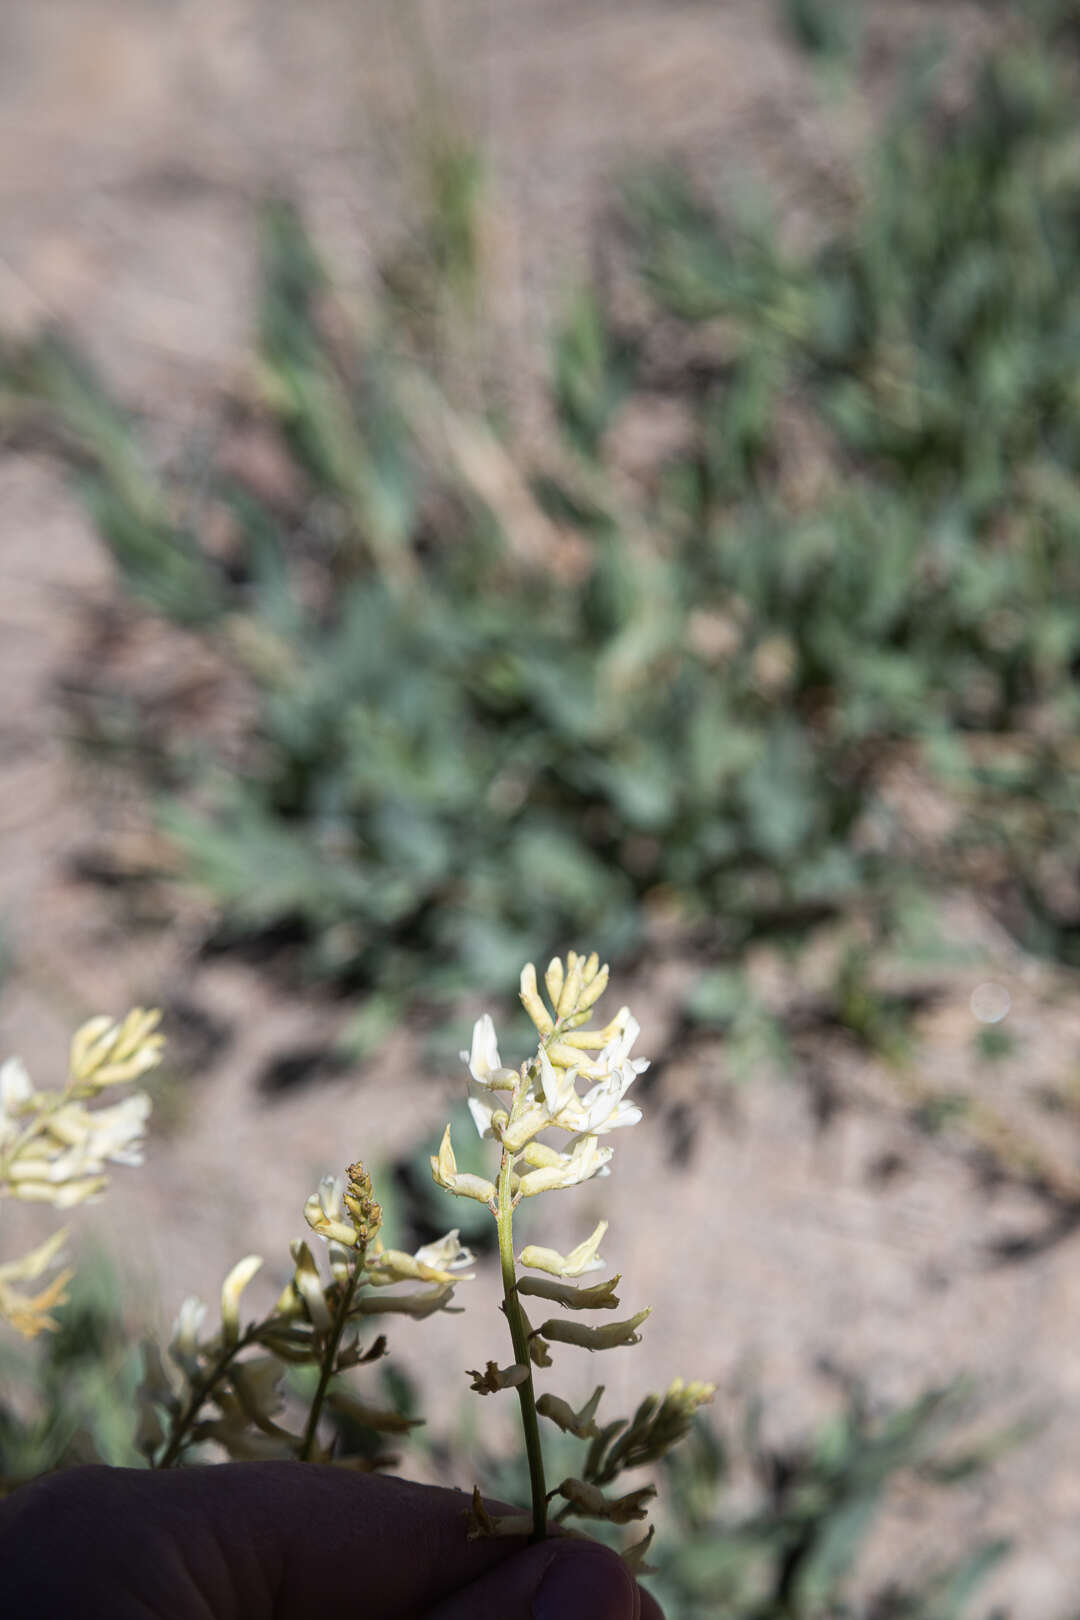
431;952;707;1558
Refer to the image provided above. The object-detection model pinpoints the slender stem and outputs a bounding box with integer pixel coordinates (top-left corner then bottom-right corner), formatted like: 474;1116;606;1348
155;1327;256;1468
497;1148;547;1542
298;1261;363;1461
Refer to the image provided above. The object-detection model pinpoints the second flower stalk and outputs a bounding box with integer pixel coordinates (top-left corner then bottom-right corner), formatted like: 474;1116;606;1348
432;950;652;1544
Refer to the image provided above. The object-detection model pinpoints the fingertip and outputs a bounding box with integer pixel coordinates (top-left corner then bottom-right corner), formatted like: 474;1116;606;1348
428;1536;644;1620
533;1542;639;1620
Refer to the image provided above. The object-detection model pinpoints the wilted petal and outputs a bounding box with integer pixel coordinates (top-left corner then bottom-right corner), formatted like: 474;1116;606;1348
536;1386;604;1438
540;1307;651;1351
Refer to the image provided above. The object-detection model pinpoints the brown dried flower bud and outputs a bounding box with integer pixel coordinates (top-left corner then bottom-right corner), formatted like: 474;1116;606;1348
343;1160;382;1242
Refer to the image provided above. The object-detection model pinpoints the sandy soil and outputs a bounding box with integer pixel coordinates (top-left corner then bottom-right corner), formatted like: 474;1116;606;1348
2;4;1078;1615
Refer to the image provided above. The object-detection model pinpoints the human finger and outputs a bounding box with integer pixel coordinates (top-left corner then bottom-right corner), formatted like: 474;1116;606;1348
426;1534;666;1620
0;1463;536;1618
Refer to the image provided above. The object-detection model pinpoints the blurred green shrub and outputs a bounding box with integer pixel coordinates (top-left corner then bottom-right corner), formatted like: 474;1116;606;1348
0;1252;142;1483
5;22;1080;1029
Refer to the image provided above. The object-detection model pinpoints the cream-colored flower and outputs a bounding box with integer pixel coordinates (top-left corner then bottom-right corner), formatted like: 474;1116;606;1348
467;1093;497;1140
537;1048;584;1127
0;1229;74;1339
600;1012;646;1071
366;1229;475;1286
500;1089;551;1152
515;1134;612;1198
460;1015;517;1090
576;1063;644;1135
0;1058;33;1154
171;1295;208;1367
0;1055;33;1118
6;1172;107;1207
519;1220;608;1277
430;1124;498;1205
13;1093;151;1183
67;1092;151;1166
220;1255;263;1344
303;1174;359;1246
70;1008;164;1090
555;1014;646;1135
532;1014;648;1136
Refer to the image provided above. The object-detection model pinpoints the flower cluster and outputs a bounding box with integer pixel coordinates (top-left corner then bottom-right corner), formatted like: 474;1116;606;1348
433;951;649;1213
0;1009;162;1338
140;1161;473;1467
433;950;712;1563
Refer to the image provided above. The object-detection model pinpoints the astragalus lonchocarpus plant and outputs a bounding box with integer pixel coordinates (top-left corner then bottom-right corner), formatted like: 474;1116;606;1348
433;949;714;1569
2;964;710;1567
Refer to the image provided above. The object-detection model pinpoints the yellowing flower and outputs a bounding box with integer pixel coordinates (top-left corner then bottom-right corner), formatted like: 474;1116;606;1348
430;1124;498;1205
303;1175;359;1246
366;1229;475;1286
519;1220;608;1278
0;1230;75;1339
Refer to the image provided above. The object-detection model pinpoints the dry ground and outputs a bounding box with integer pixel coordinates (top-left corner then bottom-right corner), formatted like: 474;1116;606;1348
2;4;1079;1614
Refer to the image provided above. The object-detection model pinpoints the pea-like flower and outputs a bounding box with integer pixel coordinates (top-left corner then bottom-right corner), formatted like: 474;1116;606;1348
303;1174;360;1246
514;1134;613;1198
461;1014;518;1090
366;1229;476;1286
430;1123;498;1205
519;1220;608;1278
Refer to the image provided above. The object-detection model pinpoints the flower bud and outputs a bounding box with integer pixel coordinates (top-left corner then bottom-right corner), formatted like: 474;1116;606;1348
556;952;586;1019
544;957;565;1009
342;1161;382;1242
220;1255;263;1345
70;1008;164;1089
519;962;555;1036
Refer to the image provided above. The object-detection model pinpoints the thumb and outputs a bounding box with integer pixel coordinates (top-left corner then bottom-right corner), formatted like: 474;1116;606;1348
427;1537;658;1620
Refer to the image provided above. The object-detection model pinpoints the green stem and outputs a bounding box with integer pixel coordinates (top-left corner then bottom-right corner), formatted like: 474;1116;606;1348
155;1327;256;1468
497;1149;547;1543
298;1261;364;1461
